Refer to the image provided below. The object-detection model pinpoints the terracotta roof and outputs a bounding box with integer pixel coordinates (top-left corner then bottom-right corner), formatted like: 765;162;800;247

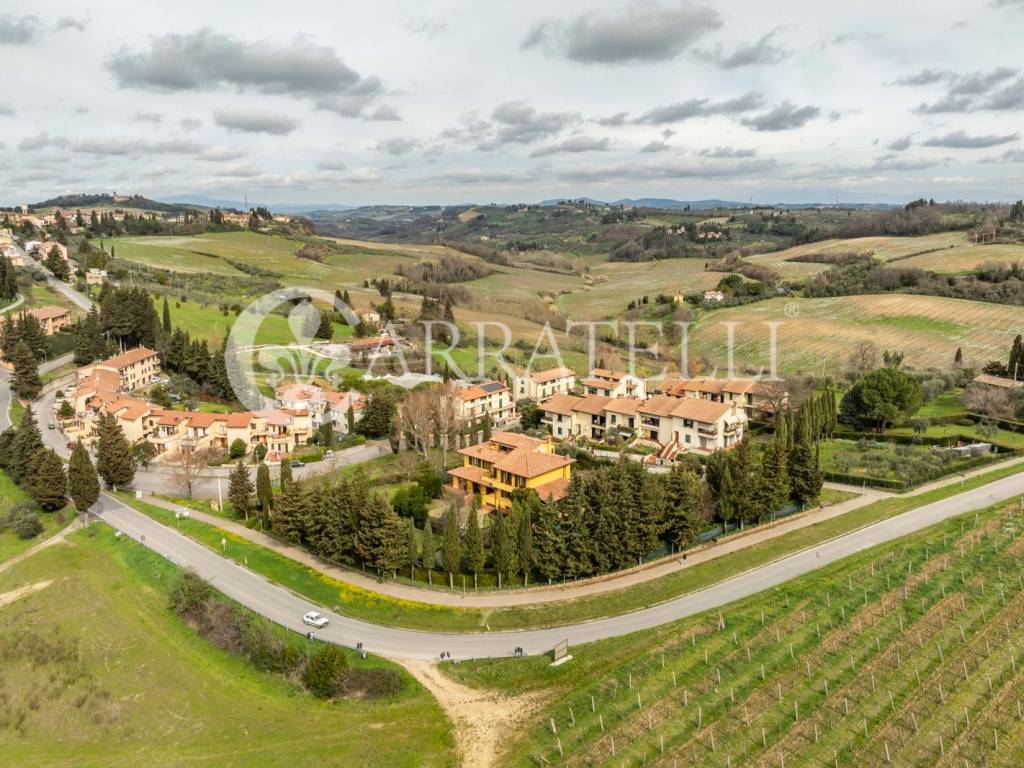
346;335;397;351
535;477;570;502
529;366;575;384
225;412;255;428
76;367;120;395
186;412;227;429
448;465;494;487
458;385;487;401
589;368;626;381
571;394;611;416
581;377;615;390
493;447;572;478
107;398;150;421
155;410;189;426
638;395;681;417
490;432;543;449
539;393;583;416
604;397;643;415
973;374;1024;389
100;347;158;370
669;398;734;423
457;442;499;463
28;305;69;321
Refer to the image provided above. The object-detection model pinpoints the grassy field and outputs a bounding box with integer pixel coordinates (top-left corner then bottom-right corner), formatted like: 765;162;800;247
751;232;969;266
119;458;1024;632
0;471;71;564
25;282;81;315
914;390;967;419
447;499;1024;767
0;524;454;767
688;294;1024;375
896;241;1024;273
157;296;354;345
818;438;994;485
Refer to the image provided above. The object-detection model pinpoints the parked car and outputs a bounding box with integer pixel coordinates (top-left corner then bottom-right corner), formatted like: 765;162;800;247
66;442;75;451
303;611;328;628
324;450;334;458
47;422;55;429
290;460;305;469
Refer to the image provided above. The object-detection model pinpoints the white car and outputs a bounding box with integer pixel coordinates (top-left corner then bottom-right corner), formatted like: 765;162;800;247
303;611;329;629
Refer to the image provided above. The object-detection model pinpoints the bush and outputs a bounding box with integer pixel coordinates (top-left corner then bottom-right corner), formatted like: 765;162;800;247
303;645;349;698
7;507;43;540
229;438;247;459
169;568;212;616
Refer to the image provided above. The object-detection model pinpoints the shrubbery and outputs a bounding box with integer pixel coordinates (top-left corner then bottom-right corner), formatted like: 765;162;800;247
1;503;44;540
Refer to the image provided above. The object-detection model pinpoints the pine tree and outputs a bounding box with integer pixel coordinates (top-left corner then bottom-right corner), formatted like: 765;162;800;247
561;476;593;578
74;305;106;365
441;505;461;589
364;495;406;577
463;500;485;588
27;449;67;511
11;340;41;400
406;518;419;579
421;517;435;584
753;441;790;522
227;459;255;521
272;480;306;543
10;405;43;483
279;458;293;490
255;462;273;520
716;465;736;526
517;497;534;586
67;439;100;513
96;412;135;488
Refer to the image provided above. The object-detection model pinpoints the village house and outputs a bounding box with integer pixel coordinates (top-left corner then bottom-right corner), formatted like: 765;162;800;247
448;433;573;510
512;366;576;402
27;305;71;335
456;379;516;425
637;395;747;457
78;347;161;394
359;310;381;328
657;376;784;419
38;241;68;262
273;381;364;431
85;268;108;286
703;290;726;303
580;368;646;399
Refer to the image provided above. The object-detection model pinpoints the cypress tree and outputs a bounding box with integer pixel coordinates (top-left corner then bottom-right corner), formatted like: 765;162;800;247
463;499;485;589
790;430;823;507
255;462;273;520
346;404;355;434
272;480;306;543
754;441;790;522
663;463;705;551
407;518;419;580
302;482;328;552
67;439;100;513
11;340;41;400
96;412;135;488
441;505;461;589
28;449;67;511
279;458;293;490
10;405;43;483
716;465;736;526
227;459;254;522
516;497;534;586
560;476;593;579
162;296;172;335
421;516;435;584
531;497;563;584
491;510;510;589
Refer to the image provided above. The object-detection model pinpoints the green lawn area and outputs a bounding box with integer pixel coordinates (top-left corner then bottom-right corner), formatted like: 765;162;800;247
0;471;73;563
25;282;80;315
442;499;1024;766
818;437;995;485
158;296;354;345
8;397;25;426
0;524;454;767
914;389;966;419
889;421;1024;450
119;457;1024;632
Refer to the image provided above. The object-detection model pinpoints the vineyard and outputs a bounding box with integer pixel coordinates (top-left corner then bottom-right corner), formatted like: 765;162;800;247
490;500;1024;766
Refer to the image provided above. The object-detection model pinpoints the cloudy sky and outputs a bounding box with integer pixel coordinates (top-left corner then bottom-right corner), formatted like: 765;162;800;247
2;0;1024;206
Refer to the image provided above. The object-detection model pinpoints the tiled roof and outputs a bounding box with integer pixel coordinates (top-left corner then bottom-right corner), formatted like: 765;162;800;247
529;366;575;384
669;398;734;423
448;464;494;487
571;394;611;416
638;395;681;417
539;393;583;416
604;397;643;415
535;477;570;502
589;368;626;381
107;398;151;421
973;374;1024;389
225;412;255;428
28;305;69;321
100;347;158;370
490;432;542;449
493;447;572;478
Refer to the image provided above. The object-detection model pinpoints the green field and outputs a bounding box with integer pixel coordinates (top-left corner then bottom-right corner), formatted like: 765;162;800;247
0;525;454;767
447;499;1024;767
158;296;354;345
0;471;71;564
914;390;967;420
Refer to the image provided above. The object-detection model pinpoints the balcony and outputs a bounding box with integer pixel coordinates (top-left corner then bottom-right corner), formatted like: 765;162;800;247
697;424;719;436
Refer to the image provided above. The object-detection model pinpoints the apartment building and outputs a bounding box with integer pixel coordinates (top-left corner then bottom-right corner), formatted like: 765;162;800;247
85;268;108;286
38;241;68;261
580;368;646;399
274;382;364;431
637;395;747;455
456;380;516;424
512;366;576;402
28;305;71;335
78;347;161;394
658;376;782;418
448;433;573;510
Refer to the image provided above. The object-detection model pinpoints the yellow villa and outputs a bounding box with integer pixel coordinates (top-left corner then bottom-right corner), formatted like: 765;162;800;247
448;433;573;511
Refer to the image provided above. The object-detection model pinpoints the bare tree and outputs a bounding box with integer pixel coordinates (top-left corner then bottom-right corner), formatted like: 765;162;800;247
962;383;1016;420
847;341;879;373
166;443;220;500
396;388;435;458
431;382;463;468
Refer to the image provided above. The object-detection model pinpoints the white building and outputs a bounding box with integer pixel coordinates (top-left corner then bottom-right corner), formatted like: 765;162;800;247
513;366;575;402
580;368;646;399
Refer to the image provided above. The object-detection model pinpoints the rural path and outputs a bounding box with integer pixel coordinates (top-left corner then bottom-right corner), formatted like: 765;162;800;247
0;579;55;609
91;467;1024;661
135;453;1023;609
0;518;81;576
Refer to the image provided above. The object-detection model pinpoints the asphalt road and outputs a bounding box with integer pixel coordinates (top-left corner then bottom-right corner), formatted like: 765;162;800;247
92;470;1024;661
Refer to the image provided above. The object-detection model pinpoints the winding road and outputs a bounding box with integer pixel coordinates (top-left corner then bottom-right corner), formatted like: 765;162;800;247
92;470;1024;661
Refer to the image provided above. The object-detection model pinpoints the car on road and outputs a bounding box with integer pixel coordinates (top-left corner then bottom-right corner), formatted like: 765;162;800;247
47;422;55;429
66;441;75;450
324;449;334;458
303;611;328;628
290;460;305;469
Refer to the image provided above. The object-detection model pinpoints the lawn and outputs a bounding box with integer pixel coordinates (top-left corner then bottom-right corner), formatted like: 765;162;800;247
914;389;967;419
818;437;996;487
444;498;1024;767
8;397;25;426
0;470;72;564
119;458;1024;633
0;524;455;767
889;422;1024;451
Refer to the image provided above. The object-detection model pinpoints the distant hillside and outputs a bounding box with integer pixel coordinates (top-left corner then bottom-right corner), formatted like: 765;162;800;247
160;194;354;215
30;193;190;213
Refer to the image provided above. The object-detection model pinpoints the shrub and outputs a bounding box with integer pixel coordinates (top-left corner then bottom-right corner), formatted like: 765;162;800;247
229;438;247;459
8;507;43;539
169;568;212;616
334;667;404;698
303;645;349;698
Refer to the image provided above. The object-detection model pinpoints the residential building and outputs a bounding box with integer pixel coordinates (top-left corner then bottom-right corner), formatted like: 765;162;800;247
638;395;747;457
538;393;583;439
972;373;1024;390
28;305;71;335
273;381;364;431
77;347;161;394
39;241;68;261
85;268;108;286
703;290;725;302
538;393;643;442
359;310;381;328
512;366;576;402
448;433;573;510
345;334;399;360
580;368;646;399
456;380;516;424
658;376;783;418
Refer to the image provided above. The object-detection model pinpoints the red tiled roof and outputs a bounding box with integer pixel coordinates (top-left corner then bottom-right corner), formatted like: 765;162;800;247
529;366;575;384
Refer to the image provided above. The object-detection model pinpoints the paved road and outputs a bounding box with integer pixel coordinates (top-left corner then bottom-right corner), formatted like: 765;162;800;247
17;245;93;312
92;470;1024;661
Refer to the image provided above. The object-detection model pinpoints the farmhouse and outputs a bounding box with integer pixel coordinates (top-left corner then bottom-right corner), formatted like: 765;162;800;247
581;368;646;399
85;268;108;286
972;373;1024;390
27;305;71;335
513;366;576;402
448;433;573;510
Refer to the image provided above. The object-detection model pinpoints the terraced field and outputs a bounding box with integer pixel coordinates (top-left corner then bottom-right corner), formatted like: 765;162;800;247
449;501;1024;767
896;242;1024;273
688;294;1024;374
751;232;969;267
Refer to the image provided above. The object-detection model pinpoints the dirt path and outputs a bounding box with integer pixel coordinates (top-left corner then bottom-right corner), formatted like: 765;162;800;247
0;579;54;608
402;660;545;768
0;518;80;576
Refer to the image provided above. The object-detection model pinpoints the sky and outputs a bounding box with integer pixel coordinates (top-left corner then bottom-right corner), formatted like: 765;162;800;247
2;0;1024;207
